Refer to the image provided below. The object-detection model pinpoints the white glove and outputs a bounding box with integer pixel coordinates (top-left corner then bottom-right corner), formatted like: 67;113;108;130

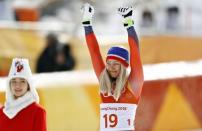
118;7;134;28
81;3;94;26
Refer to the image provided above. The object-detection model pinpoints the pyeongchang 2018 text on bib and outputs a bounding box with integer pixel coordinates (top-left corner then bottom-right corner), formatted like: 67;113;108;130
100;103;137;131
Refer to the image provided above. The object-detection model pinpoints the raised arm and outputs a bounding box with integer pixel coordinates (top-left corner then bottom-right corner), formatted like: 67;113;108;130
127;26;144;99
84;26;105;78
82;3;105;78
118;7;144;99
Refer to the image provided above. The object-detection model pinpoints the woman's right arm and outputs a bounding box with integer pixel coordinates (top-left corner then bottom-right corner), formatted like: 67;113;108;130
84;26;105;78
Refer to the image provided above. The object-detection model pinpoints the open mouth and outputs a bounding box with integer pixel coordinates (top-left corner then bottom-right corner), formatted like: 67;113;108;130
110;71;118;76
14;89;23;93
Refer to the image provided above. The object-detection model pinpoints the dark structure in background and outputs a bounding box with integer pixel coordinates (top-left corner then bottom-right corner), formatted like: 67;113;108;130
141;9;154;28
54;43;75;71
36;33;75;73
166;6;180;30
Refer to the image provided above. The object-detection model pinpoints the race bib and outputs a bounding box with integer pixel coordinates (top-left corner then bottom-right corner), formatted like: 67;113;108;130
100;103;137;131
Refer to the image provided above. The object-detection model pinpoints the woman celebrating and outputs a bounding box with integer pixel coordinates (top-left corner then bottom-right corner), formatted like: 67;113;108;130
0;58;47;131
82;3;144;131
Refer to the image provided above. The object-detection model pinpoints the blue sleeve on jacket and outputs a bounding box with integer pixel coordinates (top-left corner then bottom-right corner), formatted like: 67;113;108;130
84;26;93;35
127;26;139;49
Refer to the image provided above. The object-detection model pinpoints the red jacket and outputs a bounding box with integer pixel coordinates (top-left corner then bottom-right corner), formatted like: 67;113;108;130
0;102;46;131
84;26;144;104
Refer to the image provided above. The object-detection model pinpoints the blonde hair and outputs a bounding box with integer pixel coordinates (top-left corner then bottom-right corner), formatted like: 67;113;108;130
99;64;128;101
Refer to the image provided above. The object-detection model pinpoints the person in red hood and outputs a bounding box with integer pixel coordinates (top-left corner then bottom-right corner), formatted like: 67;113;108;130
81;3;144;131
0;58;46;131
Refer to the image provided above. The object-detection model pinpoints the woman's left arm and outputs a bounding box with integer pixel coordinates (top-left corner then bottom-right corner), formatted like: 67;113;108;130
127;26;144;100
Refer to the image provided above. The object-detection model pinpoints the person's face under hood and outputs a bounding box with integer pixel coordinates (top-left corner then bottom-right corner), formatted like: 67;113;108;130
10;77;29;99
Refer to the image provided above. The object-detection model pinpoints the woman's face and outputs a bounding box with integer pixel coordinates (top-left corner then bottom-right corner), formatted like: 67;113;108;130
10;78;29;99
106;59;121;78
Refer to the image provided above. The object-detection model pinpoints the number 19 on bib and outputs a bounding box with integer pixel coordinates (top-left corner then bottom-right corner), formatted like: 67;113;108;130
100;103;137;130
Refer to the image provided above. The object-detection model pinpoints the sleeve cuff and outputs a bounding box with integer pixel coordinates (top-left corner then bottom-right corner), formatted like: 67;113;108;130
84;26;93;35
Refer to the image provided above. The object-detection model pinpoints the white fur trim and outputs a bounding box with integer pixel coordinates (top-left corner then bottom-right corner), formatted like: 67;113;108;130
3;92;37;119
